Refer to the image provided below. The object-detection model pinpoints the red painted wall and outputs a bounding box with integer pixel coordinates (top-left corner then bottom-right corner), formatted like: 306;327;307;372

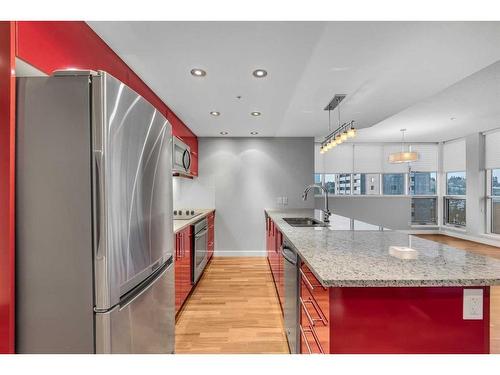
15;21;198;160
329;286;490;354
0;21;16;354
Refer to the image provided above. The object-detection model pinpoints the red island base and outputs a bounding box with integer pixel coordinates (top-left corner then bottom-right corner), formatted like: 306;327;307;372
328;286;490;354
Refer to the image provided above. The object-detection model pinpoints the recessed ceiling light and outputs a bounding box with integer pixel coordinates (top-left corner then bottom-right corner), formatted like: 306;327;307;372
250;131;259;135
190;68;206;77
210;111;220;116
450;117;456;120
220;131;228;135
251;111;261;117
252;69;268;78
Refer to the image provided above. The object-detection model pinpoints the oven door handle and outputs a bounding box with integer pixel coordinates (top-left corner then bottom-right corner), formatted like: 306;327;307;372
195;229;208;238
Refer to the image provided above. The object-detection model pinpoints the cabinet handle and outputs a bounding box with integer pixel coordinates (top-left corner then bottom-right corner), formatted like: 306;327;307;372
300;324;324;354
300;297;327;326
300;325;312;354
300;268;315;292
300;268;327;292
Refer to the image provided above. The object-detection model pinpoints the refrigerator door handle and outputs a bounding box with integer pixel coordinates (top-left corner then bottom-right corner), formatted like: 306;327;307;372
94;152;103;253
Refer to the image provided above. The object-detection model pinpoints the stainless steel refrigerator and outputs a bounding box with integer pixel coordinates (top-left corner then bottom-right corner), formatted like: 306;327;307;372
16;70;175;353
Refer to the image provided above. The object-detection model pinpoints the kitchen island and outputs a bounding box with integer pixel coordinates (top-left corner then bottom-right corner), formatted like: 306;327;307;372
265;208;500;354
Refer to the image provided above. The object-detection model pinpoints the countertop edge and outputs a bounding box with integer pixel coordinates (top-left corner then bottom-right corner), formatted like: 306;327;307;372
174;209;215;233
265;209;500;288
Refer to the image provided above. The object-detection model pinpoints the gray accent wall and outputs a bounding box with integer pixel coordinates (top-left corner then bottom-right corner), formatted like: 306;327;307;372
173;137;314;256
315;196;412;230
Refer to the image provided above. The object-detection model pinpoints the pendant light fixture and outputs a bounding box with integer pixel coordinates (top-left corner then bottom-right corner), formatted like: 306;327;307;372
389;128;419;163
320;94;356;154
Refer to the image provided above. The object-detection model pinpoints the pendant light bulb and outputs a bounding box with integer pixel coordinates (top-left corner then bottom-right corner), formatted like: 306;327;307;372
341;131;348;141
335;134;342;145
347;127;356;138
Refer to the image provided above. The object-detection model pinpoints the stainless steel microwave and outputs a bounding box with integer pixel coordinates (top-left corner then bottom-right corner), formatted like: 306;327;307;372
172;136;191;176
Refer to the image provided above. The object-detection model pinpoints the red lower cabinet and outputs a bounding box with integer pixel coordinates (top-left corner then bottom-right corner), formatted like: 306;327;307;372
207;211;215;260
266;216;284;315
175;226;193;315
299;263;330;354
298;263;491;354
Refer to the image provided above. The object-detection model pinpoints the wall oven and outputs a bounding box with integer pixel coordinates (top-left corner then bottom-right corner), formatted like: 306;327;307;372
192;218;208;284
172;136;191;176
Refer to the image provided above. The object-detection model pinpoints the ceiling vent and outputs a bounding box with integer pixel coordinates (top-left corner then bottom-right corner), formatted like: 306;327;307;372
324;94;346;111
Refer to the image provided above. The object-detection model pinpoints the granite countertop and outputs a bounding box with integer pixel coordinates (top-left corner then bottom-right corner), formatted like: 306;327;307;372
265;208;500;287
173;209;215;233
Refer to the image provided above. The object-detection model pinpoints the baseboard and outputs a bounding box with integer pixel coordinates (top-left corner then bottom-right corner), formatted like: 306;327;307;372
213;250;267;257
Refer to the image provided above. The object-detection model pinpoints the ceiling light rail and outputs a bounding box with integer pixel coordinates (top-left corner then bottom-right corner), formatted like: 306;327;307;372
320;120;357;154
320;94;356;154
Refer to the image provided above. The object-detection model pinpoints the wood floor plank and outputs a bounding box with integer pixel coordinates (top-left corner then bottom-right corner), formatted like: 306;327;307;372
416;234;500;354
175;257;289;354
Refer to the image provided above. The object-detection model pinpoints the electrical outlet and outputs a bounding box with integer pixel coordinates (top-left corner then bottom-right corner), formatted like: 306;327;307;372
463;289;483;320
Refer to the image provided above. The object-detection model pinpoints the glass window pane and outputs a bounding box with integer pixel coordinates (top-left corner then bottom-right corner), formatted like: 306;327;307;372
411;197;437;225
364;173;380;195
492;198;500;234
410;172;437;195
313;173;323;195
446;171;466;195
324;174;336;195
492;169;500;196
445;198;466;226
338;174;351;195
352;174;362;195
383;173;405;195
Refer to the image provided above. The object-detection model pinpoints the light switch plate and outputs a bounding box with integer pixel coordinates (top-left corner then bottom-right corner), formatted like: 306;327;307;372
463;289;483;320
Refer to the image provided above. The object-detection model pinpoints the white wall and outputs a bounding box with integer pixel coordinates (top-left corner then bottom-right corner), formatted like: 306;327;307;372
173;137;314;256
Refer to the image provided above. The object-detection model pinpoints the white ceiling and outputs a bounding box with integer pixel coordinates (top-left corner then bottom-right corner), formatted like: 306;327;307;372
88;21;500;141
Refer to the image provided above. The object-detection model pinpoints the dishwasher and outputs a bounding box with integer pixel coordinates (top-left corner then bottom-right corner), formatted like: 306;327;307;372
282;240;299;354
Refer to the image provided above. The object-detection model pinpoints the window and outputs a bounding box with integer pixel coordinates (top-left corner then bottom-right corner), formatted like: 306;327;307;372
324;174;336;195
352;173;364;195
313;173;323;195
493;169;500;196
411;198;437;225
489;169;500;234
446;171;466;196
445;198;466;227
383;173;405;195
410;172;437;195
492;198;500;234
338;173;351;195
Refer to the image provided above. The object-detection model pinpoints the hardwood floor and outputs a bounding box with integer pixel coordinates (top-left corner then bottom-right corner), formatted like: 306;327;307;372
175;257;289;354
416;234;500;354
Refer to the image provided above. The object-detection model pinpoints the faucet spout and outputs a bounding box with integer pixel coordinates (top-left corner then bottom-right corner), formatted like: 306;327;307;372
301;184;331;223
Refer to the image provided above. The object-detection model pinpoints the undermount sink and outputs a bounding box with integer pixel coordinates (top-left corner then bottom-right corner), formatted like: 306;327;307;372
282;217;327;227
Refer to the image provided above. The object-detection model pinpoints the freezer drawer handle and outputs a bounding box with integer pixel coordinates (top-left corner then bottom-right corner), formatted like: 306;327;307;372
119;259;172;310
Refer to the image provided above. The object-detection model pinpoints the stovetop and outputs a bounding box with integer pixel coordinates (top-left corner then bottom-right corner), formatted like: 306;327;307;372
173;209;203;220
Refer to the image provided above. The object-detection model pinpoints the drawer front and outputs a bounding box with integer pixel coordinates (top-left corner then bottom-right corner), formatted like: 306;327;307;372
300;263;329;354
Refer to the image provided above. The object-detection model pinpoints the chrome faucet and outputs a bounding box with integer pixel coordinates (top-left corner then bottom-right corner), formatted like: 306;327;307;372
302;184;331;223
